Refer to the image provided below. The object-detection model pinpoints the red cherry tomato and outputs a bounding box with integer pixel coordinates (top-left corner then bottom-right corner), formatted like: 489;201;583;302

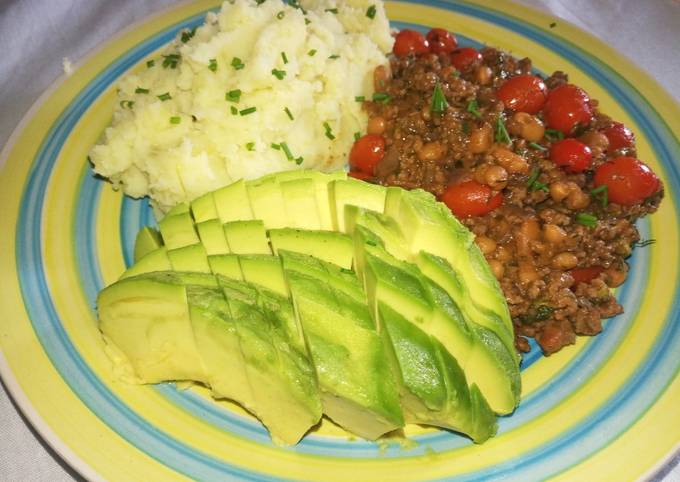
593;156;660;206
570;266;604;285
441;180;503;217
348;170;373;181
549;139;593;173
393;29;429;57
349;134;386;175
601;122;635;151
426;28;458;54
496;74;548;114
543;84;594;135
450;47;482;71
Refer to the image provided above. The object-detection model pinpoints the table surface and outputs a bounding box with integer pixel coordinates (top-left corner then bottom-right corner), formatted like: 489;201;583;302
1;0;679;480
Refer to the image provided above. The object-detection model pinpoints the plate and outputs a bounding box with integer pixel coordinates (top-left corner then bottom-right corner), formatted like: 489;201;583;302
1;1;679;480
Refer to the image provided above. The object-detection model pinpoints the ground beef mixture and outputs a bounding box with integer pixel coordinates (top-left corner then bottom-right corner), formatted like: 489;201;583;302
351;32;663;356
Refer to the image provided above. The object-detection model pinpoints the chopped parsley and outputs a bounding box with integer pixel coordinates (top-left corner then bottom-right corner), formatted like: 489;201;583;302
372;92;391;104
146;60;155;68
208;58;217;72
325;8;338;14
590;184;609;207
162;54;181;69
119;100;134;109
271;68;287;80
239;106;257;116
431;82;448;114
544;128;564;142
169;116;181;124
323;122;336;140
281;51;289;64
180;27;196;43
528;142;548;151
225;89;242;102
527;168;549;192
462;120;471;135
284;107;294;120
466;99;481;118
157;92;172;101
135;87;149;94
366;4;377;19
575;213;598;227
231;57;245;70
495;116;512;144
308;49;317;57
246;142;255;151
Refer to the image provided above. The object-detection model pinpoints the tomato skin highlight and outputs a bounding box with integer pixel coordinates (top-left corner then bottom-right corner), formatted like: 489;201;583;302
593;156;660;206
496;74;548;114
450;47;482;71
549;138;592;173
543;84;594;135
426;28;457;54
349;134;386;175
393;29;429;57
441;181;503;217
601;122;635;151
569;266;604;285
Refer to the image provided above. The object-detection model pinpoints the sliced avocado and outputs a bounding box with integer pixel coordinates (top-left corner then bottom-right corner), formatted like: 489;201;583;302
158;212;200;250
196;219;230;255
191;192;218;223
280;178;322;230
120;247;171;279
246;176;288;229
286;270;403;439
207;254;242;280
345;206;411;261
213;179;254;223
133;226;163;263
329;178;386;233
223;220;270;254
311;170;346;230
165;202;190;217
238;254;287;296
97;272;209;383
269;228;354;269
167;244;210;273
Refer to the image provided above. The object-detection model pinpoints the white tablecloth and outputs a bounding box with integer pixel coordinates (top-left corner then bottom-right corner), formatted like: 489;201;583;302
1;1;678;480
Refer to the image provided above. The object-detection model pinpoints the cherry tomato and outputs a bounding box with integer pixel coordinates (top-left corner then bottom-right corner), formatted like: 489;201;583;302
549;138;593;173
569;266;604;285
426;28;458;54
348;170;373;181
496;74;548;114
543;84;594;135
393;29;429;57
349;134;386;175
450;47;482;71
441;180;503;217
593;156;660;206
601;122;635;151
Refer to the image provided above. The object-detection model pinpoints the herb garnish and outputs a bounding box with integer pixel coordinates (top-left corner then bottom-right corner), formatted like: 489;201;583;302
495;116;512;144
276;10;285;19
169;116;181;124
231;57;245;70
225;89;242;102
575;213;598;227
308;49;317;57
239;106;257;116
634;239;656;248
180;27;196;43
135;87;150;94
119;100;135;109
284;107;294;120
280;142;294;160
208;59;217;72
325;8;338;14
323;122;336;140
544;128;564;142
328;54;340;60
246;142;255;151
528;142;548;151
527;168;549;192
372;92;391;104
431;82;448;114
146;60;155;68
157;92;172;101
271;68;287;80
590;185;609;207
281;52;289;64
230;106;238;115
162;54;181;69
271;143;281;150
355;96;365;102
466;99;481;118
366;5;377;19
354;132;361;141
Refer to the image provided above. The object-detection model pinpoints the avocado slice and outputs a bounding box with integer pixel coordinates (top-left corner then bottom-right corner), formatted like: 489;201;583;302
165;202;190;217
120;247;171;279
329;178;386;233
167;244;210;273
280;178;322;230
310;170;346;230
223;220;270;254
213;179;254;223
190;192;218;223
158;212;200;250
246;176;288;229
133;226;163;263
196;219;230;255
238;254;287;296
207;254;242;280
269;228;354;269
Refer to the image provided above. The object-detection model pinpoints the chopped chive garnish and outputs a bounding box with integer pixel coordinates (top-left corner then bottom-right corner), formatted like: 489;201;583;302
231;57;245;70
328;54;340;60
354;131;361;141
295;157;304;165
281;51;289;64
119;100;135;109
308;49;317;57
288;0;306;13
180;27;196;43
575;213;598;227
462;120;471;135
372;92;391;104
157;92;171;101
239;106;257;116
323;121;336;140
590;184;609;207
271;143;281;150
246;142;255;151
366;5;377;19
549;22;557;28
276;10;285;19
634;238;656;248
191;115;197;122
495;116;512;144
526;168;549;192
170;116;181;124
280;142;294;160
451;70;460;77
146;60;155;68
355;96;366;102
255;0;266;4
431;82;448;114
544;128;564;142
162;54;181;69
135;87;150;94
284;107;294;120
305;18;311;25
466;99;481;118
208;58;217;72
225;89;242;102
529;142;548;151
271;68;286;80
230;106;238;115
325;8;338;14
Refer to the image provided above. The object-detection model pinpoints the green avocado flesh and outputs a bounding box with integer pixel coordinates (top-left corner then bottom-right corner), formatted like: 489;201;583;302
98;169;520;445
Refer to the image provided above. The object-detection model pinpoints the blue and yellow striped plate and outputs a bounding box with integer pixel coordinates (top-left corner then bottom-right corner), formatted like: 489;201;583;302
1;1;679;480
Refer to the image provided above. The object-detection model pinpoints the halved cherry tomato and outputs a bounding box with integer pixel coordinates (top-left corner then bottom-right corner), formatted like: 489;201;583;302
441;180;503;217
393;29;429;57
348;170;373;181
426;28;458;54
349;134;386;175
601;122;635;151
569;266;604;285
450;47;482;71
543;84;593;135
496;74;548;114
593;156;660;206
549;138;592;173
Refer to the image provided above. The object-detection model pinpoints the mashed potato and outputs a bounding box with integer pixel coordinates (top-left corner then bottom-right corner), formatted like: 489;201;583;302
90;0;393;211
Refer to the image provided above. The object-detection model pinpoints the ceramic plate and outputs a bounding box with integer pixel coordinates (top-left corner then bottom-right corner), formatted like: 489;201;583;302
1;1;679;480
